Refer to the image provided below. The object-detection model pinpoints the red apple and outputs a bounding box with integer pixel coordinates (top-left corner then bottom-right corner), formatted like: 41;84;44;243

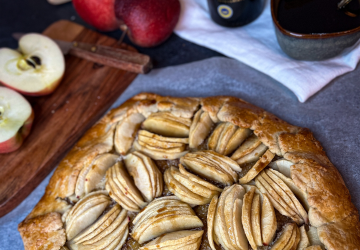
114;0;181;47
73;0;119;32
0;33;65;96
0;87;34;153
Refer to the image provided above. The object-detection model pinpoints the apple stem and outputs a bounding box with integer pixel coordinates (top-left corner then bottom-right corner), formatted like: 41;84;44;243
118;25;128;45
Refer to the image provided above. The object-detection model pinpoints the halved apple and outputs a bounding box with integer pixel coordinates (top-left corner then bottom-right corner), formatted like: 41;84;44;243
0;33;65;95
239;149;274;184
142;111;191;137
261;193;277;246
114;113;145;155
0;86;34;153
189;109;213;148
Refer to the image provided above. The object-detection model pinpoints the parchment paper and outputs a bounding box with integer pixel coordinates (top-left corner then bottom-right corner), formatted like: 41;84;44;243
1;57;359;250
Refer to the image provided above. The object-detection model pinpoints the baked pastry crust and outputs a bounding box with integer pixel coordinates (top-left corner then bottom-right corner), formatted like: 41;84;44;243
18;93;360;250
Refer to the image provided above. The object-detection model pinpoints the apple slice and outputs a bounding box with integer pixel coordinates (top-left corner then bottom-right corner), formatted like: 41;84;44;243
269;159;293;178
231;134;262;162
216;122;238;154
133;140;188;160
304;246;323;250
268;169;309;211
138;134;185;148
297;225;310;250
114;113;145;155
189;109;213;148
0;87;34;153
207;195;219;250
239;149;275;184
233;199;248;250
242;186;257;250
0;33;65;95
271;223;295;250
224;185;246;249
224;127;252;156
261;193;277;246
138;130;189;144
142;111;191;137
81;210;128;245
208;123;226;150
265;169;308;224
282;225;298;250
292;226;301;250
307;227;324;248
73;204;121;244
141;230;203;249
251;193;262;247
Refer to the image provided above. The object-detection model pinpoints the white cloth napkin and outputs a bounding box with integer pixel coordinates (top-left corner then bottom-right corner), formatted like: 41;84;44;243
174;0;360;102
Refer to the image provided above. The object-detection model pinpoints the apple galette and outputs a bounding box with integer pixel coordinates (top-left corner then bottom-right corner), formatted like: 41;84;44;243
18;93;360;250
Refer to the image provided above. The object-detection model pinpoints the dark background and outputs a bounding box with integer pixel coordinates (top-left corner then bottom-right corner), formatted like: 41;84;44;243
0;0;222;68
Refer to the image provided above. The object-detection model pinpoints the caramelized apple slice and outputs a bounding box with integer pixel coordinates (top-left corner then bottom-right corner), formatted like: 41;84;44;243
133;140;188;160
114;113;145;155
231;134;262;161
239;150;274;184
82;208;128;245
208;123;226;151
134;214;203;244
269;159;293;178
142;111;191;137
270;223;295;250
265;169;308;224
224;128;252;156
251;193;262;247
124;152;152;202
189;109;213;148
73;204;121;244
255;175;303;224
297;225;310;250
233;199;248;250
138;134;185;148
179;164;222;192
66;193;110;240
207;195;219;250
242;186;257;250
261;193;277;246
140;230;203;249
138;130;189;144
216;123;238;154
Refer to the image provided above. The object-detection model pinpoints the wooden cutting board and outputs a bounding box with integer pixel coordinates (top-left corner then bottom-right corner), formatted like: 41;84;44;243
0;20;139;217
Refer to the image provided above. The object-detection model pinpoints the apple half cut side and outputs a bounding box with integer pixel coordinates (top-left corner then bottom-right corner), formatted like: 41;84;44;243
0;33;65;96
0;87;34;153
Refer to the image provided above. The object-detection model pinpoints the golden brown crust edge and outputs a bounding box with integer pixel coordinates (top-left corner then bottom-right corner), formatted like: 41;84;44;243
18;93;360;250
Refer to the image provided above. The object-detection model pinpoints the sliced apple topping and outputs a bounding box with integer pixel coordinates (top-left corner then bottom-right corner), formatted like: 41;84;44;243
212;184;247;250
270;223;300;250
239;149;274;184
297;225;310;250
133;130;189;160
105;162;147;212
268;167;309;211
142;111;191;137
207;195;219;250
65;191;111;241
114;113;145;155
75;153;119;198
124;151;163;202
140;230;204;250
164;166;221;205
254;168;308;225
208;122;252;156
189;109;213;148
304;246;323;250
261;193;277;246
180;150;240;185
269;158;293;178
231;134;268;165
307;227;325;249
131;198;203;244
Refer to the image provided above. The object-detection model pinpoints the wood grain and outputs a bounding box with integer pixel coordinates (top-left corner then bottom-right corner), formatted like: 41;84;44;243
0;20;138;217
